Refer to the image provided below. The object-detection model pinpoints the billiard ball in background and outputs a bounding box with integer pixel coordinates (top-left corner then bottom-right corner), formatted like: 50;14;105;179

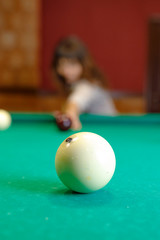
55;132;116;193
55;112;72;131
0;109;12;131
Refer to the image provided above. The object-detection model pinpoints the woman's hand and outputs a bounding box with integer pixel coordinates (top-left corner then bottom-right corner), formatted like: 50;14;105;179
64;101;82;130
69;114;82;130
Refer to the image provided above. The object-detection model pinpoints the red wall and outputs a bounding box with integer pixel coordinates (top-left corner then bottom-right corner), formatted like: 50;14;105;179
41;0;160;93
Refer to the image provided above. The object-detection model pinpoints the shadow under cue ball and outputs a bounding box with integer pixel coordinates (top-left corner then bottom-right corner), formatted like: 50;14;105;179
55;132;116;193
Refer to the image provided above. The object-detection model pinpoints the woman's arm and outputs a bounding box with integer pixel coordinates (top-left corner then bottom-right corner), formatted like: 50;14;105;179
63;81;94;130
64;101;82;130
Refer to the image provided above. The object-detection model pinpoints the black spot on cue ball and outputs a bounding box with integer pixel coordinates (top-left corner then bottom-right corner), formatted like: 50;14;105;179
66;138;73;143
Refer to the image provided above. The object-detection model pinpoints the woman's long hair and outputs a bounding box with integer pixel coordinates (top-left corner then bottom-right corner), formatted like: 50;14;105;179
51;36;107;93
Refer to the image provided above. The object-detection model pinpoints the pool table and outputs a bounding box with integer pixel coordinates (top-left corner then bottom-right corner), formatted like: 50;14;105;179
0;113;160;240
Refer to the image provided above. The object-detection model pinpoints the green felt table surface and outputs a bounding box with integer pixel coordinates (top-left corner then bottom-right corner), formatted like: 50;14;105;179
0;113;160;240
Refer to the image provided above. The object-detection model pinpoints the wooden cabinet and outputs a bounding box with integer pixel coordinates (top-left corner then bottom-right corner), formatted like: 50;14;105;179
147;17;160;112
0;0;40;90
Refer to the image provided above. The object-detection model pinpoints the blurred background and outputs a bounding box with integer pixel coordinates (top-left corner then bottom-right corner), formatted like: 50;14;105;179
0;0;160;113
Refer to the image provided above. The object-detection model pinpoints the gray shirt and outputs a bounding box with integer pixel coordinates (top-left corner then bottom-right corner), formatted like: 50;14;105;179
68;80;117;115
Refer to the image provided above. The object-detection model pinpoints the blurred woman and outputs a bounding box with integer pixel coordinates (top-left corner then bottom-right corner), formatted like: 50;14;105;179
52;36;117;130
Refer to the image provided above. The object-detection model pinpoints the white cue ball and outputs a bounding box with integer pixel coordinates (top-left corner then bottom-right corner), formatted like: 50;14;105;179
0;109;12;130
55;132;116;193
